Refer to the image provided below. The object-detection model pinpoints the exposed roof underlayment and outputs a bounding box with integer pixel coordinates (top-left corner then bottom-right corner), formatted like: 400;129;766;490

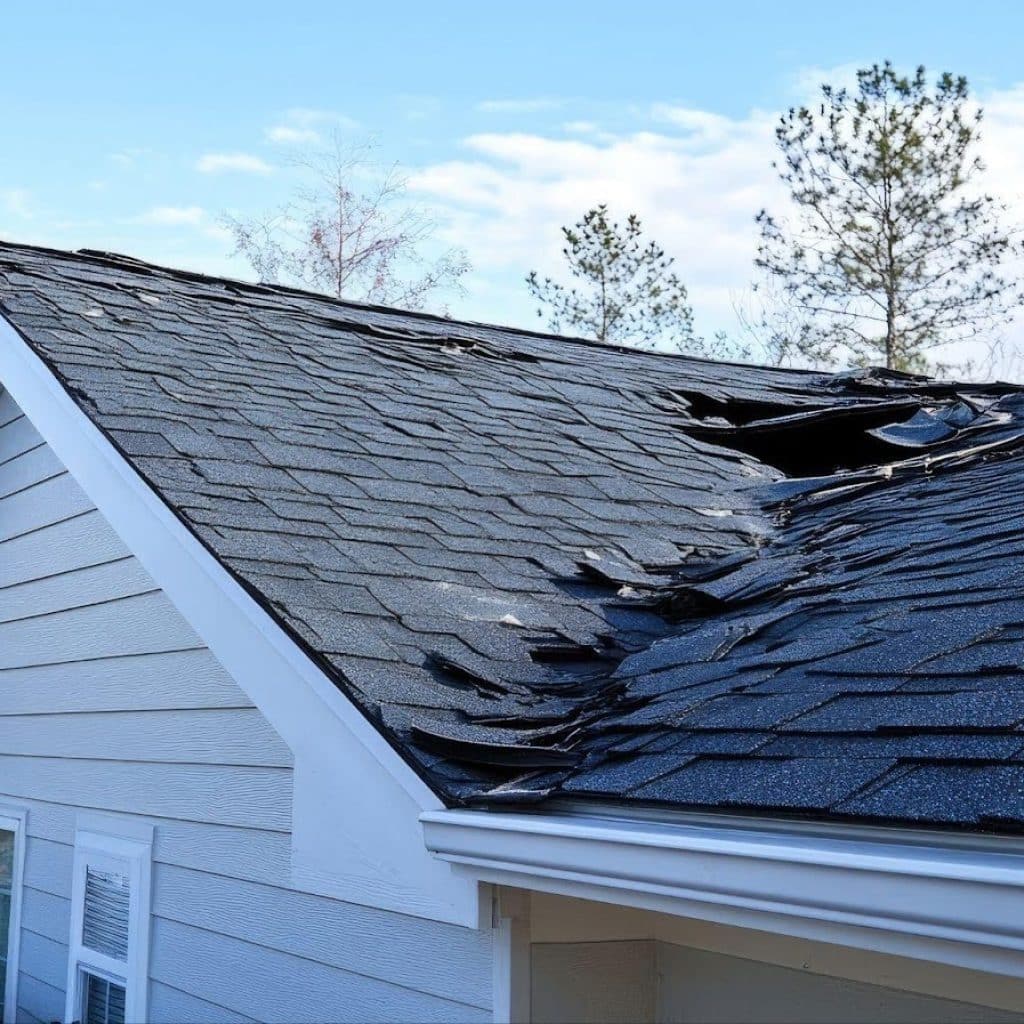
3;241;1024;833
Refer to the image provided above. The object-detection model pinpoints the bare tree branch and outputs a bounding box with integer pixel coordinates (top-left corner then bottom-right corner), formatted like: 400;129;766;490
222;137;469;314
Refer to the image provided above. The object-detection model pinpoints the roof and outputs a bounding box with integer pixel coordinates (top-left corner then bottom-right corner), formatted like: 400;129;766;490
2;240;1024;834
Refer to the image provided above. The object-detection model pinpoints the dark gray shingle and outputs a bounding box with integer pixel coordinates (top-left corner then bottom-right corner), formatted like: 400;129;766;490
3;241;1024;834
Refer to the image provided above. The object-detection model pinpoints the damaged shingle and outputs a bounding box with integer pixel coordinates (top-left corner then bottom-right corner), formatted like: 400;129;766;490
3;240;1024;835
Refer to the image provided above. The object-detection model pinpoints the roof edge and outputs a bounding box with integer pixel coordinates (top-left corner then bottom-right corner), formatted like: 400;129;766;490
422;806;1024;977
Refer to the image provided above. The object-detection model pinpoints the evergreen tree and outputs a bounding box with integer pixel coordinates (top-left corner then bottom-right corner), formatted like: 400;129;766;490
756;63;1023;372
527;206;711;354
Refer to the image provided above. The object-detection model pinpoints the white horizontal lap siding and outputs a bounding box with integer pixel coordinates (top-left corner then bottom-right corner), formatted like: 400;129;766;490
153;862;494;1009
15;882;70;1022
0;590;204;669
0;649;263;715
148;981;260;1024
0;710;292;767
152;917;488;1024
0;509;131;589
0;758;290;830
0;392;494;1023
0;445;63;501
15;973;64;1024
0;556;154;624
17;930;67;997
0;470;94;544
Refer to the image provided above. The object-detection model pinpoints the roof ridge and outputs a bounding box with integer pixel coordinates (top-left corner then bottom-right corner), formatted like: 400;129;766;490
0;237;817;376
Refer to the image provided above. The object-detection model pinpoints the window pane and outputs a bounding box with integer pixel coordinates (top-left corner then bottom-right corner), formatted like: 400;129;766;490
84;973;126;1024
0;828;14;1023
83;868;130;960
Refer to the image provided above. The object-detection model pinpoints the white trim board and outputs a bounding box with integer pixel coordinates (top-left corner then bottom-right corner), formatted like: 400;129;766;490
64;819;153;1023
0;312;479;928
422;808;1024;979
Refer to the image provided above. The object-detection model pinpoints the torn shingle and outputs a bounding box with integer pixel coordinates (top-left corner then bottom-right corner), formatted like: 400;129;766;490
3;241;1024;834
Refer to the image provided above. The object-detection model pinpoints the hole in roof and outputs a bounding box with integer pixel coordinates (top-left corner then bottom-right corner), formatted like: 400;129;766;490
670;389;826;426
678;400;927;477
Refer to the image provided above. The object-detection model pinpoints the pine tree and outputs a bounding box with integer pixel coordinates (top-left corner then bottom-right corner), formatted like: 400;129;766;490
756;63;1024;372
527;206;711;354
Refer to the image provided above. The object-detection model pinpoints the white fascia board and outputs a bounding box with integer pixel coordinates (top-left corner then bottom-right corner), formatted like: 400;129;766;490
0;313;479;927
422;807;1024;977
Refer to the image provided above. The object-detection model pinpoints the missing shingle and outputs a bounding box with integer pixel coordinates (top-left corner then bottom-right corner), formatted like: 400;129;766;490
679;400;927;476
668;389;819;426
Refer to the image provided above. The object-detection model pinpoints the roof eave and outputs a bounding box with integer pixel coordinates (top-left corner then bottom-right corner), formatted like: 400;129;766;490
421;804;1024;976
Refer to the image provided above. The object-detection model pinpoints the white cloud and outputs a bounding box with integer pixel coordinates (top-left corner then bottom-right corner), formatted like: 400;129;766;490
787;62;863;99
266;108;359;144
266;125;321;145
412;82;1024;378
477;98;565;114
196;153;273;174
134;205;205;226
410;113;781;320
562;120;600;135
976;85;1024;206
0;188;33;219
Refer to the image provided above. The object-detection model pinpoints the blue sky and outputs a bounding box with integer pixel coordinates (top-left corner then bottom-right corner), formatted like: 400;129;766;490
4;1;1024;367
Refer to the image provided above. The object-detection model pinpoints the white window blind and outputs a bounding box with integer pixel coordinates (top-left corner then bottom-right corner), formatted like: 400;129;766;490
82;868;130;960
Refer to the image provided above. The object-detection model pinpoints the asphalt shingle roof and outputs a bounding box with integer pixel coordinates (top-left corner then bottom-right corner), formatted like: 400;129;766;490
3;240;1024;834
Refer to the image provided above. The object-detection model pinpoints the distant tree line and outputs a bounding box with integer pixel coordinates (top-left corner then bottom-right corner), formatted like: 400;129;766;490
527;63;1024;373
224;64;1023;374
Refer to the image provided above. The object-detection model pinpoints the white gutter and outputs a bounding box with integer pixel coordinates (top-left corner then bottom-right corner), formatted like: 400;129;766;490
422;807;1024;978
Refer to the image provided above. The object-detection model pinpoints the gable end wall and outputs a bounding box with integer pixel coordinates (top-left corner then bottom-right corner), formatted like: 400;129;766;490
0;389;493;1023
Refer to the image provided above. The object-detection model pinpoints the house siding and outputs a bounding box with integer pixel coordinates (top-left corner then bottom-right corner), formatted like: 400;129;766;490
0;389;493;1023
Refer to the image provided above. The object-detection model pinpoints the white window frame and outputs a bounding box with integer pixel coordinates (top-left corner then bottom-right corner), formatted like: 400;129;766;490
64;818;152;1024
0;806;27;1024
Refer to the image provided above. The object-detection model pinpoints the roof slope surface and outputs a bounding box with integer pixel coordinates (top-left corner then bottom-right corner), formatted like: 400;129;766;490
2;241;1023;833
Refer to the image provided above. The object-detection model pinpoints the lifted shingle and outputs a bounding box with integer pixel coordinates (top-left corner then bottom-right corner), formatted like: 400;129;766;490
3;240;1024;834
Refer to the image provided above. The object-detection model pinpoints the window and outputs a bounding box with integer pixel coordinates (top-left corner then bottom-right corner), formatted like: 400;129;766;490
82;970;127;1024
65;820;152;1024
0;808;27;1024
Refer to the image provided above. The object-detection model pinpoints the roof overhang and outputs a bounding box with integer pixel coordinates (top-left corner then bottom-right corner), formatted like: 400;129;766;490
422;805;1024;977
